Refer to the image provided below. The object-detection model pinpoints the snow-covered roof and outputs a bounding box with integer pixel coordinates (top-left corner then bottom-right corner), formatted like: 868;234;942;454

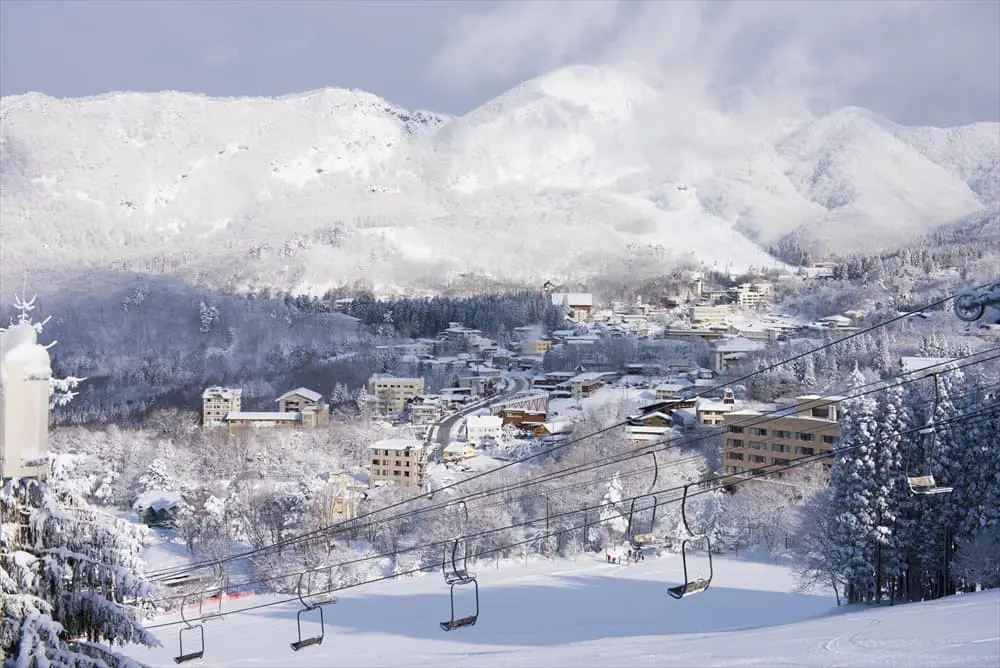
654;382;694;392
542;421;574;435
276;387;322;402
697;399;737;413
551;293;594;308
899;356;958;374
372;438;426;451
226;411;300;422
570;372;608;383
444;443;471;454
467;415;502;429
713;336;766;353
202;386;242;400
134;490;183;511
369;374;424;383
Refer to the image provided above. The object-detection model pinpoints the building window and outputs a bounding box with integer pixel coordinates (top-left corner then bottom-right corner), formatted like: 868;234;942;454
797;433;815;442
729;425;744;434
726;452;744;461
774;430;792;439
772;443;789;453
749;428;767;436
726;439;744;448
749;441;765;450
796;447;815;456
822;435;836;444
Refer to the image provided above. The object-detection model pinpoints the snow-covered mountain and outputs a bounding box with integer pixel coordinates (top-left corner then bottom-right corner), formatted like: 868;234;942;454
2;65;996;295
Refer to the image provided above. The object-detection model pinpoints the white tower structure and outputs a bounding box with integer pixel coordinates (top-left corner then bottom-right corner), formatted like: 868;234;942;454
0;320;52;480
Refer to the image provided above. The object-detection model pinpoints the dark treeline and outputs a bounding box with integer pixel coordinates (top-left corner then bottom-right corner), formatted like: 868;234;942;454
340;291;565;339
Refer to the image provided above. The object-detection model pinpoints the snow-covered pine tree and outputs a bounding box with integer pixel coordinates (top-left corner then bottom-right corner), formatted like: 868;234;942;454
827;365;880;603
870;380;907;602
0;478;159;667
920;366;967;597
3;293;85;408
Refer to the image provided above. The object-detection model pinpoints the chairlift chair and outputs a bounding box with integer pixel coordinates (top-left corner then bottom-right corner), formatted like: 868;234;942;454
667;483;715;600
626;452;663;551
905;374;955;496
440;501;479;632
667;537;714;599
290;569;336;651
174;594;206;664
173;570;226;664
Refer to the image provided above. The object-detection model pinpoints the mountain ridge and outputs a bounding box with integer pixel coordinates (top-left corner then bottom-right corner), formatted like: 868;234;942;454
2;65;997;295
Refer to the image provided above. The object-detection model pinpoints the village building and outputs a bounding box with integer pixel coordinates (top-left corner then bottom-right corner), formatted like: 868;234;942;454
722;395;844;481
202;386;242;427
368;438;429;489
276;387;329;427
466;414;503;447
551;293;595;322
367;374;426;413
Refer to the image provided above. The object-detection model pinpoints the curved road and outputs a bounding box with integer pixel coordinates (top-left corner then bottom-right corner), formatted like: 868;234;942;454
431;374;529;457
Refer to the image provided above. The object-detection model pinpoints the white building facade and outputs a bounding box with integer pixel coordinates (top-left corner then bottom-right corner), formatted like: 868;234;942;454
466;414;503;447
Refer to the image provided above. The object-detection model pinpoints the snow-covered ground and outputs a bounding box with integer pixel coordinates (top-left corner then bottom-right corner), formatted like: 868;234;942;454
548;385;650;421
129;551;999;667
4;65;996;294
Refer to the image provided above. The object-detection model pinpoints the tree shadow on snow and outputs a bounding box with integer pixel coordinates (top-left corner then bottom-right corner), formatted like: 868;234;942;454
260;573;831;648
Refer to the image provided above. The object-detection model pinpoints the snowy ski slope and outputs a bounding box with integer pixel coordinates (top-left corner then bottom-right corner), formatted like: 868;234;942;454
128;552;1000;667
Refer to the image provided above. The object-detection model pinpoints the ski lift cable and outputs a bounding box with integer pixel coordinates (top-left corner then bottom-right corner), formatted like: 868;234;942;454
151;357;996;604
171;398;995;617
150;353;999;609
148;287;980;580
149;346;1000;582
151;454;708;606
151;372;998;612
147;402;1000;631
143;403;999;632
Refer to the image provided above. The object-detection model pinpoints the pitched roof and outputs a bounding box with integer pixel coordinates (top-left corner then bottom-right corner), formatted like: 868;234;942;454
276;387;322;402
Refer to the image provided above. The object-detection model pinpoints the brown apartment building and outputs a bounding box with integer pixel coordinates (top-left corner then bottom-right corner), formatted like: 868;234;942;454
368;438;429;490
722;395;845;481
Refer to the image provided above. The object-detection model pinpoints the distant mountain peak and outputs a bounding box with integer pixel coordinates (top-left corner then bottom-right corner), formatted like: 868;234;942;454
1;66;996;295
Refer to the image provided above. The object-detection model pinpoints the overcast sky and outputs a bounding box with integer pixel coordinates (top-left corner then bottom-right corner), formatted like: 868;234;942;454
1;0;997;126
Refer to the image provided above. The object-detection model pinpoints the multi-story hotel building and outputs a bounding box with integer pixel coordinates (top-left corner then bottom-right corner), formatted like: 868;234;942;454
722;395;844;480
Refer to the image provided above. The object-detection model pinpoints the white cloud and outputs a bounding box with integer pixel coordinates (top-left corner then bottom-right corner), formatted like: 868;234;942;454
427;0;622;88
426;0;999;124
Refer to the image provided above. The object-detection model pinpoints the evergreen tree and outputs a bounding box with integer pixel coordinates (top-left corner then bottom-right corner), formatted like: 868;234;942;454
827;365;880;603
870;380;907;601
0;479;159;667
